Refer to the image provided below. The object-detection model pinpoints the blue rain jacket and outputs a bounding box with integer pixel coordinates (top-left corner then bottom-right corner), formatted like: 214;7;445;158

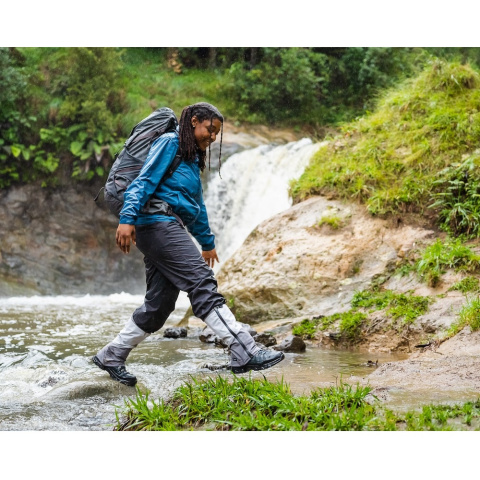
119;131;215;251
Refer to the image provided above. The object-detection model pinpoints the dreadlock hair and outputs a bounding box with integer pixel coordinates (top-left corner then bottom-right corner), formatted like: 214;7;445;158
179;102;224;174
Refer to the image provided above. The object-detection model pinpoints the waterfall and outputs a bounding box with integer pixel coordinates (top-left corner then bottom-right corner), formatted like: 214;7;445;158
204;137;323;265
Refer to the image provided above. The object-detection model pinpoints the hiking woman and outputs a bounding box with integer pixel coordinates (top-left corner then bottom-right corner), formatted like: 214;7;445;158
93;102;284;386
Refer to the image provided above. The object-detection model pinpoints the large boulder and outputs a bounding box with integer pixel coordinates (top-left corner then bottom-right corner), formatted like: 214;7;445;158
217;196;434;324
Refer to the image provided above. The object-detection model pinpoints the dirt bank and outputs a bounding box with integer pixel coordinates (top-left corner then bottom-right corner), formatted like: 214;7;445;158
350;327;480;409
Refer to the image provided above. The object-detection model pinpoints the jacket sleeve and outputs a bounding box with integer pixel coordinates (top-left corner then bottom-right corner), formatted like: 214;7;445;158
119;133;179;224
188;190;216;251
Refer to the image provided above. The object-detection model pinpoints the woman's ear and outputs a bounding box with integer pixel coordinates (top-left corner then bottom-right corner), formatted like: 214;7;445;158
191;115;198;128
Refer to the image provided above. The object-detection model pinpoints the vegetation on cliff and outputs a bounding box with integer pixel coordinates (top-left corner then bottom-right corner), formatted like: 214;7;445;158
290;60;480;239
292;288;431;343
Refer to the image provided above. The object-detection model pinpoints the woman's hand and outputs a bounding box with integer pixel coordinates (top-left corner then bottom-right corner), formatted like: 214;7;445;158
116;224;136;254
202;249;219;268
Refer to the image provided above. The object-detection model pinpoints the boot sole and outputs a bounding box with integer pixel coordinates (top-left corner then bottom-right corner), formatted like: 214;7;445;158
231;352;285;374
92;356;137;387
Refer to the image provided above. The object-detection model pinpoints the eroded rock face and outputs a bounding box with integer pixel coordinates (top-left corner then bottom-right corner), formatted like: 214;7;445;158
0;184;146;295
217;196;435;324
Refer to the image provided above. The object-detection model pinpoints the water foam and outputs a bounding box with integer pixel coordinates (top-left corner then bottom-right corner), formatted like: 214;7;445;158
204;138;323;263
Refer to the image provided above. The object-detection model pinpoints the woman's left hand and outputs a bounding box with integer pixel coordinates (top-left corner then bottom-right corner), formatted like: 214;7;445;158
202;249;219;268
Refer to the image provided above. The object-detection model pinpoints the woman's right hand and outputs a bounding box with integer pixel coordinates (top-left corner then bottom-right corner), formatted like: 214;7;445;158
116;224;136;254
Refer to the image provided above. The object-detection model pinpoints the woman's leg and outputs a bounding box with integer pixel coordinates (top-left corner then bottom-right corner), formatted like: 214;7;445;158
95;257;179;364
134;221;280;371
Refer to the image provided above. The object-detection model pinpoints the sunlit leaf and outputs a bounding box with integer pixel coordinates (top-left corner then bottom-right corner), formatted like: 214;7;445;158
70;141;84;156
11;146;21;158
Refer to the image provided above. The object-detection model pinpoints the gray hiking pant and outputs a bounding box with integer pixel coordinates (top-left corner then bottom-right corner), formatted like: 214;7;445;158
133;221;225;332
95;220;259;368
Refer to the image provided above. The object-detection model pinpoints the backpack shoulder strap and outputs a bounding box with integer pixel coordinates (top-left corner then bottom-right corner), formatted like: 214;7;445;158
160;153;182;184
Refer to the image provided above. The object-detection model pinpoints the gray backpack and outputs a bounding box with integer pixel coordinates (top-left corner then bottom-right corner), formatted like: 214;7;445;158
95;107;182;218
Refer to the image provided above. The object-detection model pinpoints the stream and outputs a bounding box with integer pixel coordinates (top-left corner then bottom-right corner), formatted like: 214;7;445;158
1;138;407;430
0;294;408;430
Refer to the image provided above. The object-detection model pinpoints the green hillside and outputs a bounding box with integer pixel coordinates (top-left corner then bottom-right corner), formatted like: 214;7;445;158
291;60;480;237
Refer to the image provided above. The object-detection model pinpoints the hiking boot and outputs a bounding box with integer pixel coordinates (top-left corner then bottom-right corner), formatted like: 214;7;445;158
92;355;137;387
231;349;285;374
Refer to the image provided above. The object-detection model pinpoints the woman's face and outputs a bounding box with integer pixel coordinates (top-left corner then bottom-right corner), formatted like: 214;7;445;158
192;116;222;151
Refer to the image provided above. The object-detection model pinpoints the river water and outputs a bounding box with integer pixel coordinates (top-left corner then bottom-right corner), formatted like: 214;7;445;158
0;294;408;430
0;138;407;430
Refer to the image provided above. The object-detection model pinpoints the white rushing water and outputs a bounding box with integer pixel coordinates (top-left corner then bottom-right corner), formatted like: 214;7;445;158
205;138;323;263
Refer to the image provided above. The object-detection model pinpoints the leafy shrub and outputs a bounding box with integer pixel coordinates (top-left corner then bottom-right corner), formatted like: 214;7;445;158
224;48;329;124
416;238;480;287
0;48;126;186
0;48;32;187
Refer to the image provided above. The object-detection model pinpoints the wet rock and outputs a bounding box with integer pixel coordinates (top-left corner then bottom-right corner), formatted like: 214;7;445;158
273;335;306;353
163;327;187;339
253;333;277;347
199;326;218;344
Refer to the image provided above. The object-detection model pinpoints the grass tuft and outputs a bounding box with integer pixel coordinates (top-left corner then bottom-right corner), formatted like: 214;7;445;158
448;276;480;293
116;376;480;431
351;289;430;324
318;214;344;229
415;238;480;287
117;377;377;431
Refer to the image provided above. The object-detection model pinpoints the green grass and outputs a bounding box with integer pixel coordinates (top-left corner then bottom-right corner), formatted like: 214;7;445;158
293;289;430;342
290;60;480;227
122;55;232;131
318;214;344;229
292;318;318;339
117;376;377;431
448;276;480;293
448;296;480;337
118;48;234;134
293;311;368;340
415;238;480;286
116;376;480;431
402;401;480;430
351;289;431;324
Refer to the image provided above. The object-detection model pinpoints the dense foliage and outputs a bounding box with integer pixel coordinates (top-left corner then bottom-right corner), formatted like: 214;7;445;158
0;47;125;187
290;59;480;238
2;47;480;189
